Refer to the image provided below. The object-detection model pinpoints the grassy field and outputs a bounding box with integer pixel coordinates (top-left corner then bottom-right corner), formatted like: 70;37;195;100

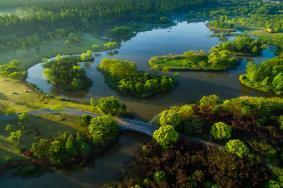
0;76;93;114
0;113;85;164
0;32;104;70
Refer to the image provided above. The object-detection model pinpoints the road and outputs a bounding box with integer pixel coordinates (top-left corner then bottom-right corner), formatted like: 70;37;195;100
0;108;157;136
0;108;222;148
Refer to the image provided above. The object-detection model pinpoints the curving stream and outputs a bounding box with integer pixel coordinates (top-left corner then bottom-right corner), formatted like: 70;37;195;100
26;21;276;121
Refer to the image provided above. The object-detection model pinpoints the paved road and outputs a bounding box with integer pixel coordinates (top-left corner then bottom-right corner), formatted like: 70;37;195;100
0;108;222;148
0;108;157;136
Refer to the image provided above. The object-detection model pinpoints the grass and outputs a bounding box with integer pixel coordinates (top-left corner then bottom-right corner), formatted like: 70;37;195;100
0;76;93;113
0;32;104;70
250;30;283;54
0;113;85;164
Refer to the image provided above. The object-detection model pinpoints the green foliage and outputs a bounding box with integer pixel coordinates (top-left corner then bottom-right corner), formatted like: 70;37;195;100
108;26;135;41
17;112;29;125
153;170;167;183
211;122;232;140
88;115;119;145
240;56;283;95
200;94;220;107
104;42;119;50
92;96;126;116
98;58;175;98
159;108;182;128
44;56;92;91
80;50;93;62
8;130;23;142
225;139;249;158
153;125;179;149
0;60;26;80
148;38;240;71
31;132;91;166
80;114;92;126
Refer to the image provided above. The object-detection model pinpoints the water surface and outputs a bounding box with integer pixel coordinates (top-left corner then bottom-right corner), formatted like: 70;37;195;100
0;131;149;188
27;21;275;120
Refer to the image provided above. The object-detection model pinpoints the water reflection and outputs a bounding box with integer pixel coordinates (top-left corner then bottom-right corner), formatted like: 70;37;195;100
27;21;276;120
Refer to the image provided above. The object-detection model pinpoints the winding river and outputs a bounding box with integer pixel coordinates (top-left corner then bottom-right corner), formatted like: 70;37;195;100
27;21;275;121
3;21;276;187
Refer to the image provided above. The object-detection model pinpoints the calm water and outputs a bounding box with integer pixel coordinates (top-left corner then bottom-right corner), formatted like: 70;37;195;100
0;131;150;188
27;21;275;120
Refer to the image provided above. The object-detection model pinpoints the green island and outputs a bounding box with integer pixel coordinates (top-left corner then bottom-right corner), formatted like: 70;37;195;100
0;0;282;187
43;54;92;91
98;58;176;98
240;55;283;95
148;35;264;71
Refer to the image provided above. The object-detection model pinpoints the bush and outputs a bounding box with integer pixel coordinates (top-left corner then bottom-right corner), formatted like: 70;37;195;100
159;108;182;128
153;125;178;149
153;170;167;183
88;115;119;145
81;114;92;126
94;96;126;116
225;139;249;158
31;132;91;166
211;122;232;140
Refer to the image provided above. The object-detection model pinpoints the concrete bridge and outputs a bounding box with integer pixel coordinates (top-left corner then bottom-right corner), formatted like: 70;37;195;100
0;108;157;136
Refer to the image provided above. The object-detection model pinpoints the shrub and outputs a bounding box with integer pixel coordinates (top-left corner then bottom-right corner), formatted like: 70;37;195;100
153;170;167;183
211;122;232;140
94;96;126;116
225;139;249;158
31;132;91;166
81;114;92;126
159;109;182;129
153;125;179;149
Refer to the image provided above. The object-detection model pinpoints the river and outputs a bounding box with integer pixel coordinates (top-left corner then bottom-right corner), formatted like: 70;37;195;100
0;131;150;188
26;21;275;121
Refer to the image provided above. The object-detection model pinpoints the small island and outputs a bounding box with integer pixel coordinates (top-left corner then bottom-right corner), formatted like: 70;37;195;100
43;54;92;91
148;35;264;71
240;56;283;95
98;58;176;98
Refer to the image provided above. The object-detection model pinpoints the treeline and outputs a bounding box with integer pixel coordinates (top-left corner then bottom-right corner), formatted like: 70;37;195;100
240;56;283;95
149;35;263;71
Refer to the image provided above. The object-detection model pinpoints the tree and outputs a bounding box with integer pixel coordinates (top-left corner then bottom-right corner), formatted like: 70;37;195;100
272;72;283;91
200;94;220;106
94;96;126;116
159;109;182;129
88;115;119;145
211;122;232;140
153;125;179;149
225;139;249;158
154;170;167;183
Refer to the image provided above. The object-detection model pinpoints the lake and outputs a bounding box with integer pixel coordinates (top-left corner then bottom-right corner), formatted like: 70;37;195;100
26;21;275;121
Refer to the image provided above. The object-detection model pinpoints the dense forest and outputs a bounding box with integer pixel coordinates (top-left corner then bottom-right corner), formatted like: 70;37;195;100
117;95;283;187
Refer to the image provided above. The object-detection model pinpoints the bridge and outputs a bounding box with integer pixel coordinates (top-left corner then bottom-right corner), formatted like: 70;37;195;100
0;108;221;147
0;108;157;136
